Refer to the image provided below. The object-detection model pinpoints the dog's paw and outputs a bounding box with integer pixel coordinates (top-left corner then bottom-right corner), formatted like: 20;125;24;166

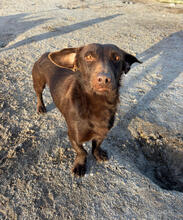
72;163;86;177
37;105;47;114
93;149;108;162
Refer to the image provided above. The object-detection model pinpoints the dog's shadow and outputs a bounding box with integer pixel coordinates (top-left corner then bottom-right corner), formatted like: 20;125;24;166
108;30;183;192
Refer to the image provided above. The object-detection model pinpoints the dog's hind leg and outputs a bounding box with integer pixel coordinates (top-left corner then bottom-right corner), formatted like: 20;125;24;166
32;63;47;114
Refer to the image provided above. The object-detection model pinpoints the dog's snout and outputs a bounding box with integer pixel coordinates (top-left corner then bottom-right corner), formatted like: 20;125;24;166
97;73;111;85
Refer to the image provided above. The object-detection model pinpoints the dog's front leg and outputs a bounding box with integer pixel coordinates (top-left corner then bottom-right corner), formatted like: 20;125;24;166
92;139;109;162
68;132;87;176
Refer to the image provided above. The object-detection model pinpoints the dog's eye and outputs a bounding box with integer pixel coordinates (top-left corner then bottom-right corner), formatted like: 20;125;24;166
85;54;95;62
114;55;120;61
111;54;120;63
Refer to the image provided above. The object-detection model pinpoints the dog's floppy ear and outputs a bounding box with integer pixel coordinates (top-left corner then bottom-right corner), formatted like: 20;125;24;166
48;47;82;71
122;51;142;74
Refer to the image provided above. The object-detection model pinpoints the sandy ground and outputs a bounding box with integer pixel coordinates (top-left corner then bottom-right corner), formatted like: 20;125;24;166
0;0;183;219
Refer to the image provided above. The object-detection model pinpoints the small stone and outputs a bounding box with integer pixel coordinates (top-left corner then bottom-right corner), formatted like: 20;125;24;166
169;3;175;7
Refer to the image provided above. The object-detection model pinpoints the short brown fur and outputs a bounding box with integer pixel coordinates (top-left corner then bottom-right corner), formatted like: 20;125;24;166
32;43;141;176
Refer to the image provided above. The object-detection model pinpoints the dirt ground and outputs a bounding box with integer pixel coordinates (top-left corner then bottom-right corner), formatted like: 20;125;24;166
0;0;183;219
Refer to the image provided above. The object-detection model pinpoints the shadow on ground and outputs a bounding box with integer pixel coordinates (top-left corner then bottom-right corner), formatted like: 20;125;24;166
113;30;183;192
0;29;183;219
1;14;121;51
0;13;51;48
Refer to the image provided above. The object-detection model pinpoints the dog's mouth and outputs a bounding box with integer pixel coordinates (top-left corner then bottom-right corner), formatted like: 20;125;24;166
97;87;111;92
93;85;113;94
91;80;116;94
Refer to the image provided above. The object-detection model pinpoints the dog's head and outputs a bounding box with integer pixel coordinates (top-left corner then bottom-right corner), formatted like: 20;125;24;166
49;43;141;94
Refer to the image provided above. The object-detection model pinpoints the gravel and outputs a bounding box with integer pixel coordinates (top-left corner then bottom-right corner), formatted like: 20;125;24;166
0;0;183;219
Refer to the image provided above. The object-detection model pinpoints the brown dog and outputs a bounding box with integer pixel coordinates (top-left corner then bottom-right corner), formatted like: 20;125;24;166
32;43;141;176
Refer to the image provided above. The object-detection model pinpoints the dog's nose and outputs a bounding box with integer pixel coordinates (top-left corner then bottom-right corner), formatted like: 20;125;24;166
97;73;111;85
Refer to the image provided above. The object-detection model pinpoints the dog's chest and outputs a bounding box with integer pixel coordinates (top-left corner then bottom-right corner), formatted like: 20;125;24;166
88;107;115;131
